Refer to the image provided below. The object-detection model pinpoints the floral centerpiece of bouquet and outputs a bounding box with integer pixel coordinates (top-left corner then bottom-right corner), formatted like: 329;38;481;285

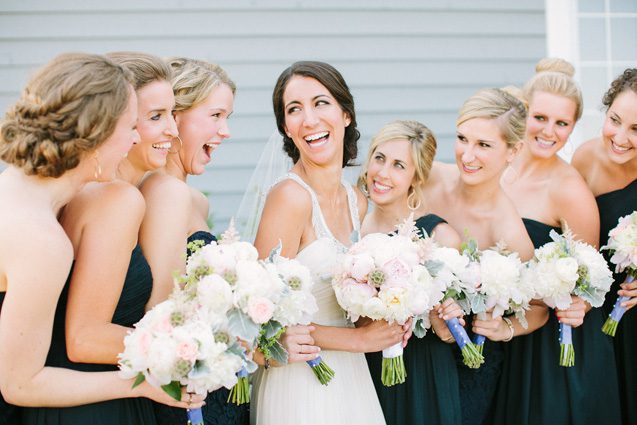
118;295;246;425
462;241;532;356
180;222;284;405
425;243;484;369
532;227;613;366
256;247;333;385
601;211;637;336
332;218;445;386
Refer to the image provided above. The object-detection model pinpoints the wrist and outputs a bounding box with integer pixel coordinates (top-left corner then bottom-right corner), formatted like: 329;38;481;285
502;317;514;342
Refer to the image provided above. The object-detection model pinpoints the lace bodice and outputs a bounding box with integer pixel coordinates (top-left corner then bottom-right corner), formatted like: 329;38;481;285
277;172;360;327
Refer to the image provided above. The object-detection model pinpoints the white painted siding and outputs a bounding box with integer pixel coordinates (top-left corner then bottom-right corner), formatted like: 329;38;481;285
0;0;546;232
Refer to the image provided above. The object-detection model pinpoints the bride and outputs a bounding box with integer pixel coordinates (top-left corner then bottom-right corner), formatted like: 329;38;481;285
249;61;408;425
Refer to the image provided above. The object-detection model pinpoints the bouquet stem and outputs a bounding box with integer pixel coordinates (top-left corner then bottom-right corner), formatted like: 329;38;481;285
472;334;486;355
187;408;204;425
559;322;574;367
306;356;335;385
602;275;635;337
227;367;250;405
381;342;406;386
445;318;484;369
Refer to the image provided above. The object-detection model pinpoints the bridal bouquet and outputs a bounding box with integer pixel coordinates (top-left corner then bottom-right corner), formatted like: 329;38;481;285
118;296;245;425
180;223;285;405
426;244;484;369
601;211;637;336
532;228;613;366
256;251;332;385
462;242;532;355
333;219;444;386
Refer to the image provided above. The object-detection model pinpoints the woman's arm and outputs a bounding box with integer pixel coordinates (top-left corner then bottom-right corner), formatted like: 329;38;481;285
552;171;600;248
65;183;145;364
472;304;549;341
254;180;310;259
0;227;200;408
140;176;193;309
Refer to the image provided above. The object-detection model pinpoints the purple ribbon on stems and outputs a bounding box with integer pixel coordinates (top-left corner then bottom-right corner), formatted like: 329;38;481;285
227;366;250;405
602;275;635;337
559;322;574;367
306;355;335;385
187;407;204;425
445;317;483;369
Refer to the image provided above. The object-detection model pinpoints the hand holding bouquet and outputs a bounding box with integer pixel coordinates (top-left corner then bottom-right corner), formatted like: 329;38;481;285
601;211;637;336
427;244;484;368
532;228;613;366
180;223;284;404
463;243;532;355
333;219;444;386
257;250;333;385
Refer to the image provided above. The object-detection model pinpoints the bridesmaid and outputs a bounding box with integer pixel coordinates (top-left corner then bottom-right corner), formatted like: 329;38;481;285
493;58;621;425
423;88;547;425
139;58;246;425
360;119;465;425
573;68;637;425
0;53;192;424
19;52;188;424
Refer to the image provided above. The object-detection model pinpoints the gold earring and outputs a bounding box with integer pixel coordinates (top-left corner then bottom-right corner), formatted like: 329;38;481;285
93;151;102;180
169;136;183;154
407;187;422;211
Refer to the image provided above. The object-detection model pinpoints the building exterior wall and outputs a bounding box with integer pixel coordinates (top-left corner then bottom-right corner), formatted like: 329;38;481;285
0;0;546;231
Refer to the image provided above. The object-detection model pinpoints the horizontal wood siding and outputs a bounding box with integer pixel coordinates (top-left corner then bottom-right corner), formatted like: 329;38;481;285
0;0;546;232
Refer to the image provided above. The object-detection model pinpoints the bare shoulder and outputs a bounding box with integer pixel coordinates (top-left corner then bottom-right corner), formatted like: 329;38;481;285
549;162;595;205
141;172;191;207
264;178;313;216
2;216;72;286
571;138;601;180
75;181;144;214
190;187;209;220
431;222;462;250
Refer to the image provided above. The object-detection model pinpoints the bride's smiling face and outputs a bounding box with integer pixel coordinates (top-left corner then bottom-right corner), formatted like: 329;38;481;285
282;76;351;167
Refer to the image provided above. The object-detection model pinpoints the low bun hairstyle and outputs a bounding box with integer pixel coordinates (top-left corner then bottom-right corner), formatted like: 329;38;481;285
0;53;133;178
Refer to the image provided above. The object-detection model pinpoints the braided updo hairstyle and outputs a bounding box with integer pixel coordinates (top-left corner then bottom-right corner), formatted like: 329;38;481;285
0;53;133;178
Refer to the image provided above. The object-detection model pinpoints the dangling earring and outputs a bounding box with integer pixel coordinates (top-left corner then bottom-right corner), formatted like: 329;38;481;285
360;175;370;198
169;136;183;154
502;163;519;185
93;151;102;180
407;187;422;211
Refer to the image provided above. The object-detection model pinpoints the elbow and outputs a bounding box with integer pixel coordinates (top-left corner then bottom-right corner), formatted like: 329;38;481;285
65;329;90;363
1;382;33;407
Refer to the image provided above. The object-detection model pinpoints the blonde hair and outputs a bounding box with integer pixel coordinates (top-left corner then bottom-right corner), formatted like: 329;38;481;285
358;120;437;209
168;57;236;112
457;88;527;148
0;53;133;178
107;51;172;91
523;57;583;121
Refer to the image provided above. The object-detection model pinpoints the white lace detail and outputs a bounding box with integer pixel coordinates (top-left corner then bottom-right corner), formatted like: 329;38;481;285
274;172;360;248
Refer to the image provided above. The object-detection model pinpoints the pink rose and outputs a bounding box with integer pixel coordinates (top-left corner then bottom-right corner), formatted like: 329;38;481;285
247;297;275;324
152;315;174;334
176;340;199;363
382;258;411;287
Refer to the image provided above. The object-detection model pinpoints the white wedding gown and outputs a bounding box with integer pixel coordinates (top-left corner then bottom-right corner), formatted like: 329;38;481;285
251;173;386;425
